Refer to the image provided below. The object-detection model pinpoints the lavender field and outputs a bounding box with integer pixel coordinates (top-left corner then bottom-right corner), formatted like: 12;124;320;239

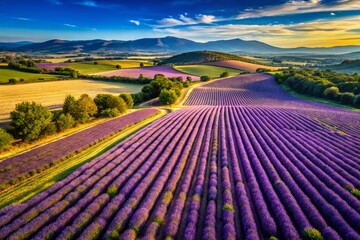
0;109;158;191
92;65;200;81
0;74;359;240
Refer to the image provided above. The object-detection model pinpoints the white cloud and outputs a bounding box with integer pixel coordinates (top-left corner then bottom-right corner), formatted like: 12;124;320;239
154;15;360;47
64;23;77;28
129;20;140;26
10;17;32;21
156;14;217;27
237;0;360;19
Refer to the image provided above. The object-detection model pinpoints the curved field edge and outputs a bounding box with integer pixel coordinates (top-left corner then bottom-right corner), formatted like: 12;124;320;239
279;84;360;112
0;108;168;209
173;64;244;78
0;109;162;192
1;115;124;161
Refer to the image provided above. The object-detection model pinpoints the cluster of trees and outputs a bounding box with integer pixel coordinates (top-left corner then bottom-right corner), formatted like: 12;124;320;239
0;93;133;148
200;75;212;82
131;74;188;105
83;74;152;84
54;67;79;78
8;59;46;74
256;68;272;73
275;68;360;108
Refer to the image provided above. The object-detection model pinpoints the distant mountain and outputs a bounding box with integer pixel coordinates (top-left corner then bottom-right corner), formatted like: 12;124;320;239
3;36;360;55
0;41;34;50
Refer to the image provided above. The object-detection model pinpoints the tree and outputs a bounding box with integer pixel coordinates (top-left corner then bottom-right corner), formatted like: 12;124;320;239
186;76;192;82
119;93;134;109
94;94;126;116
8;78;17;84
340;92;355;105
94;61;98;65
323;86;339;100
57;113;76;131
220;72;229;78
10;101;53;142
116;65;121;69
100;108;120;118
200;76;211;82
0;129;13;151
75;94;98;123
63;95;77;116
159;89;177;105
140;62;144;67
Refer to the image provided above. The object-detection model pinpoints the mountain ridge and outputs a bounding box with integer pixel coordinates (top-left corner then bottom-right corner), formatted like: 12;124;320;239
2;36;360;55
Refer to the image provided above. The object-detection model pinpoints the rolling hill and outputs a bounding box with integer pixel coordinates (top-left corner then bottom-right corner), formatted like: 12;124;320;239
4;36;360;55
322;59;360;73
162;51;251;65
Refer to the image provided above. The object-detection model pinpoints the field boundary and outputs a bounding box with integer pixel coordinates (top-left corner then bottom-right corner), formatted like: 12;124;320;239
0;108;168;208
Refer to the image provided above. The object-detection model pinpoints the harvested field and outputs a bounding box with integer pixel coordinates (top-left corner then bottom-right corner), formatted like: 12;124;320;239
0;80;143;121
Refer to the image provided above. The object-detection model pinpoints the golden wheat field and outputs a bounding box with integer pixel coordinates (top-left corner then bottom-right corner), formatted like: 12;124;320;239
0;80;143;122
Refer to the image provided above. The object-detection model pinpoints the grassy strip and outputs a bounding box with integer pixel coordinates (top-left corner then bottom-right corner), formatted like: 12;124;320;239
174;65;243;78
0;110;162;191
0;112;135;161
280;84;360;111
0;109;168;209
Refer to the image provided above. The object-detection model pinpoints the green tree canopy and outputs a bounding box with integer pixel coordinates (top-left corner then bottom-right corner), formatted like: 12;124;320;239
159;89;177;105
10;101;53;142
75;94;98;123
57;113;76;131
0;129;14;151
119;93;134;109
94;94;126;116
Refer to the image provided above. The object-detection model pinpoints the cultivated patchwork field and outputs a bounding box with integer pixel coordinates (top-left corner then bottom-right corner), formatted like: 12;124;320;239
207;60;281;72
93;65;200;81
174;64;243;78
0;74;359;240
0;80;143;121
0;66;59;83
37;60;153;74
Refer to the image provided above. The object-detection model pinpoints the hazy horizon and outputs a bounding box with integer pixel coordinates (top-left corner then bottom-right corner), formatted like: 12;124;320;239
1;0;360;48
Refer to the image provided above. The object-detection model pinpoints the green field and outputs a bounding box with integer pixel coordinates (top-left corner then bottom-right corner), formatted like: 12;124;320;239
0;66;59;83
174;64;243;78
69;60;153;74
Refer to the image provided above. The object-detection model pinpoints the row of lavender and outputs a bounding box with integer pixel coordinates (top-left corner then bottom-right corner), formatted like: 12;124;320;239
0;109;159;190
186;74;360;137
0;106;359;239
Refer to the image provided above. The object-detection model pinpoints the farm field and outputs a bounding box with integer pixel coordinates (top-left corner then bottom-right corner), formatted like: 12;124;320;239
0;108;166;209
174;64;243;78
0;80;143;121
93;65;200;80
207;60;281;72
0;109;159;192
0;66;59;83
37;60;153;74
0;74;359;240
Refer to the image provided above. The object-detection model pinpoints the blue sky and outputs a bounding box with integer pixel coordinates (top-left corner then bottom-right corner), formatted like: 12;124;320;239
0;0;359;47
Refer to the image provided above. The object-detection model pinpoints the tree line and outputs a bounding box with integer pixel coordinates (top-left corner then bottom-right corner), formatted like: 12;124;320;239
131;74;190;105
275;68;360;108
0;93;134;151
